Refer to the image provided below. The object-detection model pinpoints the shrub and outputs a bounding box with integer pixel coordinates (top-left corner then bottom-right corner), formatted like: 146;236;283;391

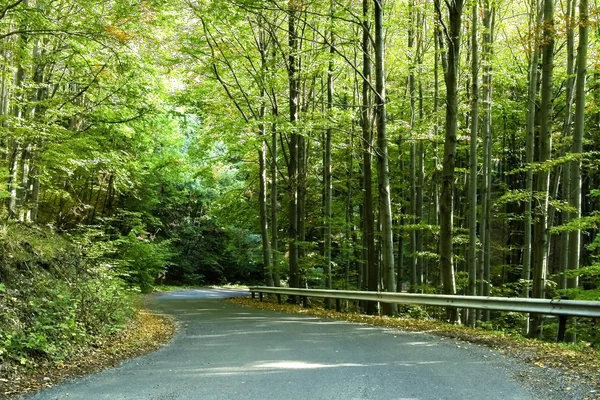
0;223;134;365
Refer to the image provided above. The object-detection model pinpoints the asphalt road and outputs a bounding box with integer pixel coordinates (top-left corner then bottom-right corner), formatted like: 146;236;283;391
23;289;584;399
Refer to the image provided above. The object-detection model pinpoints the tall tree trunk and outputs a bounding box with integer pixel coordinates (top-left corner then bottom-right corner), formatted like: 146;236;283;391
522;0;542;335
566;0;589;342
529;0;555;339
558;0;577;290
362;0;378;314
432;17;441;288
374;0;396;316
408;0;418;292
287;2;300;293
480;0;494;322
438;0;464;323
468;1;479;327
7;5;28;219
323;1;334;303
258;27;274;287
416;83;425;287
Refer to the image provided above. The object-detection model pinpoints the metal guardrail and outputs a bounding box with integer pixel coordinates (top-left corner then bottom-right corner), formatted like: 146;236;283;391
248;286;600;318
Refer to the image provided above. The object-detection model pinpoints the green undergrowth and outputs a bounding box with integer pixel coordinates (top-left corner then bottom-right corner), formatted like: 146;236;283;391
0;223;136;370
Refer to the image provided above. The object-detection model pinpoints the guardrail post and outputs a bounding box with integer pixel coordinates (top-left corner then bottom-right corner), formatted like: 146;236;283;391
557;315;568;342
277;294;282;304
259;292;263;302
251;292;255;299
335;298;341;312
302;296;308;307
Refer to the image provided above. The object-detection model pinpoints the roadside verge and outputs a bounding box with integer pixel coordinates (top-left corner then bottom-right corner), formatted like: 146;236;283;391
1;309;176;398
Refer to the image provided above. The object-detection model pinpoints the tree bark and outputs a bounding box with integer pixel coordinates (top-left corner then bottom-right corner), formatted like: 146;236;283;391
481;0;494;323
438;0;464;323
323;0;334;304
271;119;281;287
362;0;377;314
374;0;396;316
554;0;576;290
529;0;555;338
287;2;300;293
566;0;589;342
468;2;479;327
259;123;274;287
522;0;542;335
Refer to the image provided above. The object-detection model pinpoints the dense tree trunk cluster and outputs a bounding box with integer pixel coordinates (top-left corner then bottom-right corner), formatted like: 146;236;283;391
199;0;598;335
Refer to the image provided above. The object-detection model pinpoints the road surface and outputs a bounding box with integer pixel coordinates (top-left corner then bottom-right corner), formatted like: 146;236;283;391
23;289;586;399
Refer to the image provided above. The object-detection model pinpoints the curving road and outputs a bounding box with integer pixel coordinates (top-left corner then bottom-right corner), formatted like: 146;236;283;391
23;289;586;399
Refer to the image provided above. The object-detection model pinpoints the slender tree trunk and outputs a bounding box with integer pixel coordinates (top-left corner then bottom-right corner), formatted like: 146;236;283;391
468;2;479;327
374;0;396;316
529;0;555;338
287;3;300;293
438;0;464;323
259;123;274;287
323;1;334;303
362;0;377;314
416;81;424;287
432;18;441;288
558;0;577;290
522;0;542;335
258;27;274;287
481;0;494;322
566;0;589;342
271;119;281;287
345;118;354;290
408;0;418;292
8;9;28;219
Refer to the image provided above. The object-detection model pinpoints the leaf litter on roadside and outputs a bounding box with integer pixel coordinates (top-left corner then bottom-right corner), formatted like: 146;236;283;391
229;297;600;396
0;310;176;399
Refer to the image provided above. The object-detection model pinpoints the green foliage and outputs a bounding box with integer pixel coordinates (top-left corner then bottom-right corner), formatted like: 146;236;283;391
0;223;133;365
119;233;173;294
480;312;528;335
550;213;600;234
397;305;430;319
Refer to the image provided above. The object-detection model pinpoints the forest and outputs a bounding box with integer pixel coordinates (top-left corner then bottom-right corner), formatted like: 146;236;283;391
1;0;600;372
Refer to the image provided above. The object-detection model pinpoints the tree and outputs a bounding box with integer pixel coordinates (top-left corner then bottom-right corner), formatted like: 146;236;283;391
436;0;464;323
566;0;589;341
529;0;555;338
467;0;479;327
522;0;543;336
374;0;396;315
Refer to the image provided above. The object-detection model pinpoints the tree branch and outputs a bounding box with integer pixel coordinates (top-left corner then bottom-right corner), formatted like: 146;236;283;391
0;0;25;20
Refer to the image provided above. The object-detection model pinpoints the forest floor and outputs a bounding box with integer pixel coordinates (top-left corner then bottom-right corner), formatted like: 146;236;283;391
0;304;176;398
229;297;600;397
